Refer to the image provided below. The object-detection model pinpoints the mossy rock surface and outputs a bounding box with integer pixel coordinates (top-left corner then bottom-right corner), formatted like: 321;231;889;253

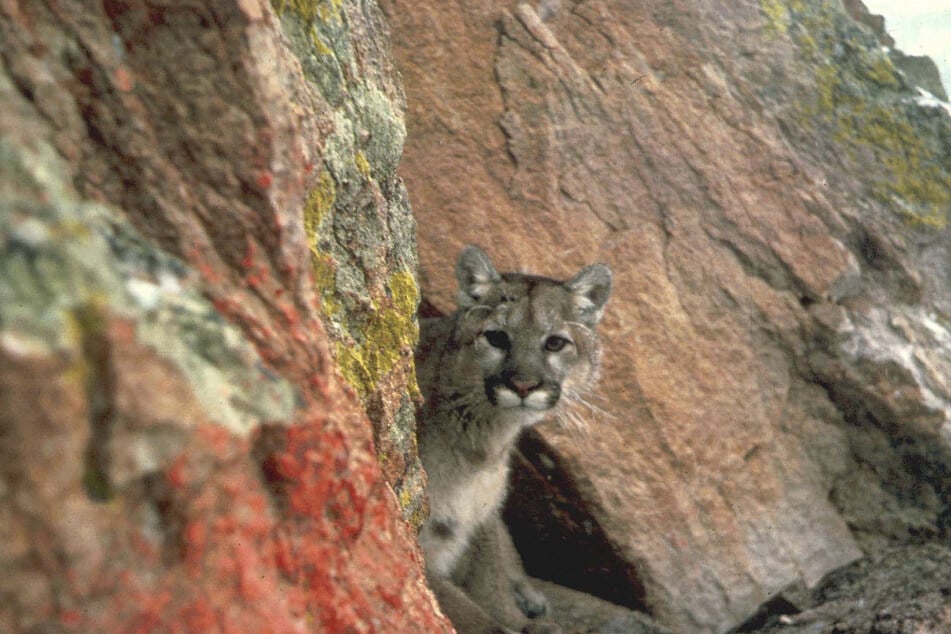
272;0;425;524
761;0;951;228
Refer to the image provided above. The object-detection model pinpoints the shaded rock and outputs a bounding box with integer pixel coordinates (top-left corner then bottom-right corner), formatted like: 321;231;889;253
506;430;648;613
384;0;951;632
889;50;949;102
842;0;893;47
745;543;951;633
536;578;673;634
0;1;447;632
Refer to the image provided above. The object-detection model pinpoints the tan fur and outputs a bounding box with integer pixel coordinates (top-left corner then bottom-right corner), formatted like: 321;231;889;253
416;246;612;634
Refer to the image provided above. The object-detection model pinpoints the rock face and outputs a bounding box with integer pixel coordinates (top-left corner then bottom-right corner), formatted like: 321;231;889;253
4;0;950;632
383;0;951;632
843;0;949;103
0;1;448;632
742;543;951;633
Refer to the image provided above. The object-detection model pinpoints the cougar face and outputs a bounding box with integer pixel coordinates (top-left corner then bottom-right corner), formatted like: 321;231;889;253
448;246;612;425
474;280;577;412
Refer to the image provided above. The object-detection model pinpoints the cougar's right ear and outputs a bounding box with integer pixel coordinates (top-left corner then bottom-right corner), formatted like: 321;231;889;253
456;245;500;308
566;263;612;325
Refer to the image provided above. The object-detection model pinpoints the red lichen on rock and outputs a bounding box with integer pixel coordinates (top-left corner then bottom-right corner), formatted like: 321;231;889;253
0;0;451;632
42;394;449;633
67;419;387;632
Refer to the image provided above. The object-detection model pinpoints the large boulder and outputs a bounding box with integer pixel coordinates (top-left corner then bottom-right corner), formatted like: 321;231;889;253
383;0;951;631
0;1;448;631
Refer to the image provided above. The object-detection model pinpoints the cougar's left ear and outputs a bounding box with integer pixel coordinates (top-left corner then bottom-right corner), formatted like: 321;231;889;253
455;245;501;309
566;263;612;325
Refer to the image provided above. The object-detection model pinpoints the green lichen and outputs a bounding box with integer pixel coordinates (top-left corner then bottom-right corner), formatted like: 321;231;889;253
0;138;297;440
272;0;349;105
768;0;951;228
354;151;371;179
270;0;341;23
72;303;116;503
334;271;420;399
351;86;407;182
303;171;336;236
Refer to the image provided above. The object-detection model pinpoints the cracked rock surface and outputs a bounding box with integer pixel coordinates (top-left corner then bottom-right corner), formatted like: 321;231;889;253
384;0;951;631
0;1;448;632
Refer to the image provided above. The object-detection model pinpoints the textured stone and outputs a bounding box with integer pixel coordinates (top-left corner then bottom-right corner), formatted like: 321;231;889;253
842;0;893;47
384;0;951;631
271;0;427;525
0;1;448;632
744;543;951;633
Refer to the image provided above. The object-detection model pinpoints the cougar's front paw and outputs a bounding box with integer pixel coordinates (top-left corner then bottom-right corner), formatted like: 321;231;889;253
513;580;549;619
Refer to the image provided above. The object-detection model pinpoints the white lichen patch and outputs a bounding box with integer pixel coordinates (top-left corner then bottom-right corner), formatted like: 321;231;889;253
840;305;951;435
912;87;951;116
0;138;297;437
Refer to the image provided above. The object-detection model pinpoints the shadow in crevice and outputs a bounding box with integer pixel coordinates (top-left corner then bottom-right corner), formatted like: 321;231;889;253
505;429;649;614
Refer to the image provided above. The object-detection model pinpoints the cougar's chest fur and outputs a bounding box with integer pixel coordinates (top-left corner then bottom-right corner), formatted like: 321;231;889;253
418;422;511;577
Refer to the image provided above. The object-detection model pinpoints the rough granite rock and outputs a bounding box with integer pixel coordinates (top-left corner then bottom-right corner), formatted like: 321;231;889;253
0;1;448;632
270;0;428;525
383;0;951;632
739;543;951;633
843;0;948;101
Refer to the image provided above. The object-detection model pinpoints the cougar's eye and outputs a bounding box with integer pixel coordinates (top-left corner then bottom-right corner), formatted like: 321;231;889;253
482;330;511;350
544;335;571;352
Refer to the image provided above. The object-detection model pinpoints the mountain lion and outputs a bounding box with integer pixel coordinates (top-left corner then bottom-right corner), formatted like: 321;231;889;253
415;245;612;634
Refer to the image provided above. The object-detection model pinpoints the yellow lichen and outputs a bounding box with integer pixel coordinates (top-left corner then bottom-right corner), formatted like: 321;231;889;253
270;0;318;22
354;151;371;179
299;172;421;395
303;171;335;238
62;310;88;388
301;172;345;315
317;0;343;23
334;272;420;399
388;271;420;321
309;25;333;56
397;474;428;530
270;0;341;22
808;67;950;228
759;0;790;35
781;1;950;229
310;251;342;316
862;55;900;88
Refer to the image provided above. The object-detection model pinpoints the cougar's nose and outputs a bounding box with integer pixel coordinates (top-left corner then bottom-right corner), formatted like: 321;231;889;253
508;377;541;398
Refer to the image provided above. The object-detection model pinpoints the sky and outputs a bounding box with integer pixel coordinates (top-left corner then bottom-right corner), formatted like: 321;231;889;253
863;0;951;98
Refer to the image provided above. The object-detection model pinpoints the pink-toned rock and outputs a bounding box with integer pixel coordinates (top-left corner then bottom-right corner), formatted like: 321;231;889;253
384;0;951;631
0;1;449;632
